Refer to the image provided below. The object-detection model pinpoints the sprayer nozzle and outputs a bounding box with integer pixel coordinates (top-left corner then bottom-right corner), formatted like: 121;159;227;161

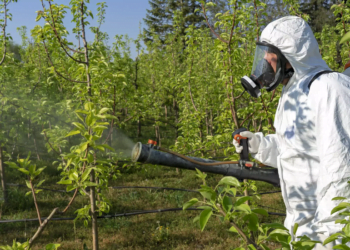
131;142;142;162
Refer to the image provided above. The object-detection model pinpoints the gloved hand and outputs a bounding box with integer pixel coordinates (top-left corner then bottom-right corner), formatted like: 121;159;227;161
232;131;260;154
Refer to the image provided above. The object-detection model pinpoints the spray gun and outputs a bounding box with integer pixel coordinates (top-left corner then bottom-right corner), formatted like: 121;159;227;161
131;139;280;186
232;128;257;168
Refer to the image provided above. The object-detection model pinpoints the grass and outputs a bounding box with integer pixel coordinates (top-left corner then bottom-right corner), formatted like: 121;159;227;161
0;159;285;250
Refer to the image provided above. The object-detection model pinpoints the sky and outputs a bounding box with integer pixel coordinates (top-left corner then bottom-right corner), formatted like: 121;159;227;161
6;0;151;59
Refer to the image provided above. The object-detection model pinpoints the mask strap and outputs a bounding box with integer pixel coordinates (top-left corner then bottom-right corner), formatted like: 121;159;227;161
284;68;294;79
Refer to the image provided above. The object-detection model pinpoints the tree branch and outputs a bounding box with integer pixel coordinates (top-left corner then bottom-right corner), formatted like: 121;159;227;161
217;205;259;249
80;1;92;97
28;207;59;248
41;36;87;83
0;0;8;66
60;146;89;214
30;179;42;225
188;57;198;112
42;126;60;155
228;0;238;45
253;0;260;42
200;3;228;44
40;0;84;54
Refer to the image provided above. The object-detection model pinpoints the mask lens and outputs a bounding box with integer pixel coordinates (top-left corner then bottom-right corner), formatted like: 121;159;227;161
250;45;278;88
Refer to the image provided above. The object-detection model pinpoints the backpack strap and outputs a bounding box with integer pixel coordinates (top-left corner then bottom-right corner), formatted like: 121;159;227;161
308;70;334;89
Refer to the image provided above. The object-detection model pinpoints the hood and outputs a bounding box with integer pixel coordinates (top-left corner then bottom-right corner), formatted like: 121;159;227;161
260;16;330;80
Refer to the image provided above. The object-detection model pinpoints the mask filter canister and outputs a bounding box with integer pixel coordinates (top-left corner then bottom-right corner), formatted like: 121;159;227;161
241;76;261;98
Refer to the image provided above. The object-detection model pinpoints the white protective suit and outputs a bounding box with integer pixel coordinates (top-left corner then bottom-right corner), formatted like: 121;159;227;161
252;16;350;245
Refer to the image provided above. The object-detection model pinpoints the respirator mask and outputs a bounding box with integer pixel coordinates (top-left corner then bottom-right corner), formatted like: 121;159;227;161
241;41;294;98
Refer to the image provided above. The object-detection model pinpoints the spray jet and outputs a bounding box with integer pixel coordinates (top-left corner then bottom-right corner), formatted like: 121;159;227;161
131;128;280;186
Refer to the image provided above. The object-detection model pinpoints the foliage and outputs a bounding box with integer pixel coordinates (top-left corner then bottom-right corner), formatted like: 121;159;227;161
184;170;322;250
5;153;46;197
1;0;350;249
59;102;118;224
0;241;60;250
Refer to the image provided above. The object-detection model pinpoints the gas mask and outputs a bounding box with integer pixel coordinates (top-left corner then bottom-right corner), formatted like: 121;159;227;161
241;41;294;98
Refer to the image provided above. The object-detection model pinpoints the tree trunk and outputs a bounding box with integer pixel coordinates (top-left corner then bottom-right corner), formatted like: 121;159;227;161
90;170;99;250
0;146;7;204
173;100;179;139
137;117;141;138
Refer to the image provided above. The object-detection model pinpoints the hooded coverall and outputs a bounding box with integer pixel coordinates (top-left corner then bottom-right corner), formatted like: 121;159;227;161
252;16;350;248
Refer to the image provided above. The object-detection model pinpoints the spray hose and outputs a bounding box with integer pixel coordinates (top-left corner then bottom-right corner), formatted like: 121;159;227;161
158;147;240;166
158;146;266;168
132;141;280;186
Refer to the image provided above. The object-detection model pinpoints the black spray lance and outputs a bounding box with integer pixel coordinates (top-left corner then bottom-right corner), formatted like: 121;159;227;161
131;136;280;186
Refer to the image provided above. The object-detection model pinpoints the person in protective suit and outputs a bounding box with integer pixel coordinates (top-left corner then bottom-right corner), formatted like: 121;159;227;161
233;16;350;249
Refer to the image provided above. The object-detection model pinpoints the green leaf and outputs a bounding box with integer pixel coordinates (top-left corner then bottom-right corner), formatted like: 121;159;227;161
58;179;72;185
5;161;18;169
65;158;73;170
342;238;350;245
343;224;350;237
72;122;86;131
263;223;288;230
252;208;268;217
228;226;238;233
333;197;347;201
199;186;216;201
222;196;233;213
228;188;237;197
36;179;45;188
101;144;114;151
86;113;96;127
78;142;89;152
45;243;61;250
293;223;299;235
244;213;259;231
84;181;98;187
25;191;32;196
81;169;92;182
35;189;43;194
99;108;110;114
18;168;29;175
323;233;343;245
183;198;199;210
66;185;76;192
193;215;200;223
25;180;31;189
84;102;94;111
69;171;79;181
93;145;105;152
235;196;252;207
331;202;350;214
259;244;271;250
218;176;240;187
333;245;350;250
34;167;46;176
75;112;85;123
195;168;207;180
235;204;251;214
340;31;350;44
28;164;35;175
66;130;80;137
247;244;257;250
199;209;212;231
269;229;290;237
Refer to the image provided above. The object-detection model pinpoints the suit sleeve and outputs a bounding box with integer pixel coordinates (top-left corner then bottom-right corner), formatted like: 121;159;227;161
252;133;280;168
